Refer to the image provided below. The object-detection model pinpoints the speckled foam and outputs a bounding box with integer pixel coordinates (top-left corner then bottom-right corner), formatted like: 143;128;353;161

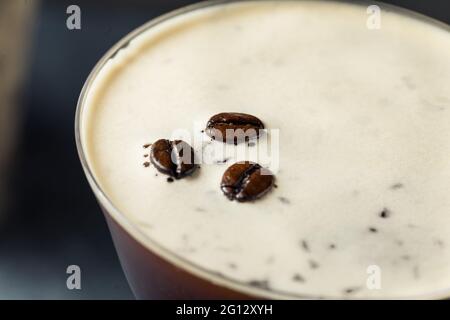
82;1;450;298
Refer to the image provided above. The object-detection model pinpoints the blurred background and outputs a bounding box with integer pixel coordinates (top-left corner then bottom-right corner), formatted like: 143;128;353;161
0;0;449;299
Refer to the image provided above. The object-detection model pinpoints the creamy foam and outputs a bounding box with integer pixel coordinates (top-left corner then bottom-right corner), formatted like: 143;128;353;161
81;1;450;298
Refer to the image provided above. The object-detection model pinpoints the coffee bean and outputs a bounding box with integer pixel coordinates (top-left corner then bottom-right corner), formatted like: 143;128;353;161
221;162;274;202
205;112;264;144
150;139;197;179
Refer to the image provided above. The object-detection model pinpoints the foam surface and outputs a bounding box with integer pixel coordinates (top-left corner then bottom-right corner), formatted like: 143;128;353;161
82;1;450;298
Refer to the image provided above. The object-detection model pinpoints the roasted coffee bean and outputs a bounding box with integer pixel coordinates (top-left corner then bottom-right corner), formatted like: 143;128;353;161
221;162;274;202
205;112;264;144
150;139;197;179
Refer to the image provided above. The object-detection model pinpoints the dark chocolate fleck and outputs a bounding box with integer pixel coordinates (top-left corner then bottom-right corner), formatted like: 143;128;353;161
292;274;305;283
300;240;310;253
390;183;404;190
433;239;445;248
143;162;150;167
401;255;411;261
215;158;230;164
144;154;149;157
278;197;290;204
379;208;391;218
343;286;362;295
167;177;174;183
143;143;151;148
228;263;237;269
395;239;404;246
248;280;270;290
308;260;319;269
368;227;378;233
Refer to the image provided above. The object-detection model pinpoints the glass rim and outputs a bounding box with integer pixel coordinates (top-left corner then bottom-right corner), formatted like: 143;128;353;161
75;0;450;299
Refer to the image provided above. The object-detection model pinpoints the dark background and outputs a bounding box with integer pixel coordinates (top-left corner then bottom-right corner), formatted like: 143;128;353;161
0;0;449;299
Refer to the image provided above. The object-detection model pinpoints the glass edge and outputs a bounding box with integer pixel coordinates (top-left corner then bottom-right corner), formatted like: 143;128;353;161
74;0;450;300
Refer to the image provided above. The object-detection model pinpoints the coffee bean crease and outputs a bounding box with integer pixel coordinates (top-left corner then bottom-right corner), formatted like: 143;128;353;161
221;162;274;202
150;139;197;179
